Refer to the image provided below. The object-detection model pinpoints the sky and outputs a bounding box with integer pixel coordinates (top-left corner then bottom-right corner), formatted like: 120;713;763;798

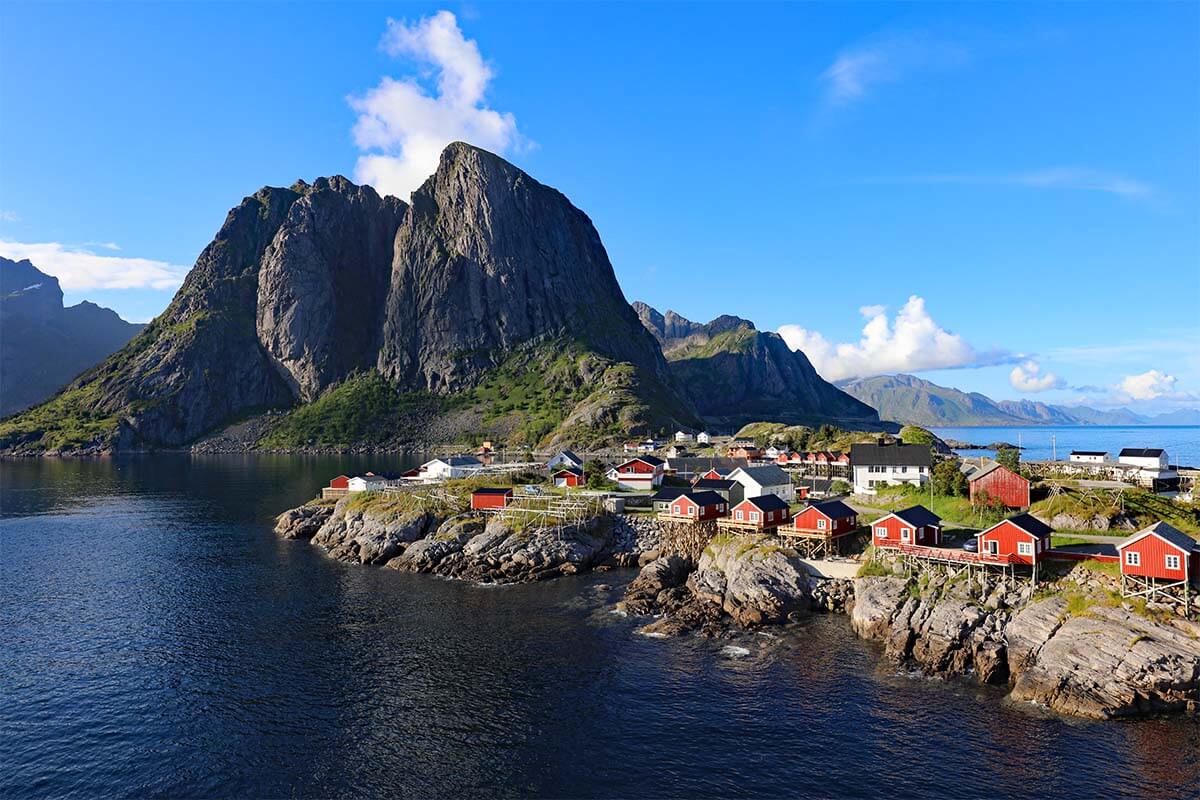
1;2;1197;413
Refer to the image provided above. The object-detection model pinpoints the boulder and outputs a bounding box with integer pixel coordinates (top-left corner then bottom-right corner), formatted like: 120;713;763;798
848;577;909;640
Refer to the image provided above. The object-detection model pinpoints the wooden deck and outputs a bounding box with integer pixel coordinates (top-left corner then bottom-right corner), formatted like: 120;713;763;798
715;517;782;532
888;543;1017;566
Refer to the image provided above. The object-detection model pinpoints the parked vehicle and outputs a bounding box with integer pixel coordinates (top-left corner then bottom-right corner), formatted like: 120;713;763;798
962;538;978;553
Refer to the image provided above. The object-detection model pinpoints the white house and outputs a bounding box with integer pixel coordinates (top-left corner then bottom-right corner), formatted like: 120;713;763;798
764;445;783;460
674;430;694;443
637;439;658;454
697;431;712;445
419;456;484;481
1118;448;1178;489
849;442;932;495
348;475;389;492
1070;450;1108;464
727;465;795;503
547;449;584;471
1118;448;1169;470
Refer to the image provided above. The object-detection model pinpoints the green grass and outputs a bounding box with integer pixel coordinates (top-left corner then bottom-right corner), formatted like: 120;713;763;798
0;381;120;451
258;372;449;450
1032;486;1200;537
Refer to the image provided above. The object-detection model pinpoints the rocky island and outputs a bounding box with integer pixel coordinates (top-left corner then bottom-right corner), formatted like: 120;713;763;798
275;487;1200;722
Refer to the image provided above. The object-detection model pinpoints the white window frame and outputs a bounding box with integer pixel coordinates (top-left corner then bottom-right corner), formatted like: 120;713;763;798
1165;554;1181;570
736;510;744;521
901;528;911;542
1017;542;1033;556
688;506;696;517
750;512;760;523
875;526;887;538
817;519;827;530
1125;551;1140;567
673;504;681;515
987;540;999;556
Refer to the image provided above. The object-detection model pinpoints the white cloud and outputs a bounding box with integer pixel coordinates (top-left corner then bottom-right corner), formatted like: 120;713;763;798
348;11;524;200
1117;369;1178;401
0;239;185;291
820;34;967;106
0;210;19;223
883;168;1152;199
777;295;1012;381
1009;360;1065;393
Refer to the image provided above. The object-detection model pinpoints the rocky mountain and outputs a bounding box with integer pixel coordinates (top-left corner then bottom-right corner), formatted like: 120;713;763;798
632;302;881;428
0;143;694;453
839;373;1171;427
0;257;145;416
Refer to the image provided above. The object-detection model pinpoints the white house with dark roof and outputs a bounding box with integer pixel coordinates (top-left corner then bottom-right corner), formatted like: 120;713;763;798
419;456;484;481
547;449;584;471
727;464;795;503
697;431;712;445
1069;450;1108;464
1118;448;1178;489
850;442;932;495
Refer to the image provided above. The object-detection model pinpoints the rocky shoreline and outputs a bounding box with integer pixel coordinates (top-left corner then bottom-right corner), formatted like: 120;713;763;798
275;497;1200;721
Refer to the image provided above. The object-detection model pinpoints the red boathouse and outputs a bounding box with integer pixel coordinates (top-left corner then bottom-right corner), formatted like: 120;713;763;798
471;487;513;511
724;494;791;531
975;513;1053;566
663;490;728;522
871;506;942;549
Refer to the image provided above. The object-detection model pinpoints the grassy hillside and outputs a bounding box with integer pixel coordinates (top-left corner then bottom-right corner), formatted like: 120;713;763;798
1031;487;1200;536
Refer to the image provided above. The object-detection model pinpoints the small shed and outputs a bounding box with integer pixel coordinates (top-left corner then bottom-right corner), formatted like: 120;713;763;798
968;463;1031;509
328;475;350;490
471;487;513;511
553;467;584;488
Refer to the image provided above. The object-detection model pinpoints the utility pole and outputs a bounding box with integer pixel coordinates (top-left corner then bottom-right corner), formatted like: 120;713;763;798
1051;434;1057;462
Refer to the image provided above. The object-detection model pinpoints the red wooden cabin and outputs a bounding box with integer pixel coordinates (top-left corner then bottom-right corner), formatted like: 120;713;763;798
975;513;1052;565
794;500;859;536
1117;522;1198;583
728;494;791;529
695;468;728;482
471;487;513;511
614;456;665;490
665;490;728;522
968;463;1030;509
328;475;350;490
871;506;943;549
553;467;584;488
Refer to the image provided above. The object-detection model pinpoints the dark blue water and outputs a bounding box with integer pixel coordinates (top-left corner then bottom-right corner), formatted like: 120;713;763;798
2;456;1198;799
931;425;1200;466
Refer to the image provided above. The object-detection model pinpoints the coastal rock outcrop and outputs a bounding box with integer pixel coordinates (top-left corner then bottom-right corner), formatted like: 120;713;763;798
621;535;814;635
273;502;336;540
848;574;1200;718
1006;598;1200;719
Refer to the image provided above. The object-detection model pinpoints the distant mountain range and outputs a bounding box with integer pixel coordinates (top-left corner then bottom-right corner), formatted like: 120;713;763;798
632;303;882;429
838;373;1199;427
1;257;144;417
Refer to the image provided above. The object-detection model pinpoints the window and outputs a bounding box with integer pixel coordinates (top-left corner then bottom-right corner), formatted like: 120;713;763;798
1166;554;1181;571
736;510;744;521
688;506;696;517
817;519;827;530
1017;542;1033;556
750;512;760;522
1125;551;1140;567
987;540;999;555
673;504;681;515
875;527;887;538
901;528;911;542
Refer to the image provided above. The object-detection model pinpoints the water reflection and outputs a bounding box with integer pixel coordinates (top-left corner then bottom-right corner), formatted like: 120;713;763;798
1;456;1198;799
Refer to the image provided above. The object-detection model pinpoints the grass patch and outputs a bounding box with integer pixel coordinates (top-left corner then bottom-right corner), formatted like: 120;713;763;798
0;381;119;451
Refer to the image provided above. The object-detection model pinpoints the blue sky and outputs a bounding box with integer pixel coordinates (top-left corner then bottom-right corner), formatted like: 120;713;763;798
1;2;1197;412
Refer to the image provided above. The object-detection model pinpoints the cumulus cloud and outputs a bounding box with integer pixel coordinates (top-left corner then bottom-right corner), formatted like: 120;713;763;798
348;11;524;200
1009;360;1065;393
820;33;967;106
1117;370;1178;401
777;295;1012;381
0;239;185;291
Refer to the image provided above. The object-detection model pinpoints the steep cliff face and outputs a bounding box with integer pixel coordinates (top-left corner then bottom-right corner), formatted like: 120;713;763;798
380;144;674;391
0;258;145;416
256;177;406;400
633;303;879;427
0;144;693;452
